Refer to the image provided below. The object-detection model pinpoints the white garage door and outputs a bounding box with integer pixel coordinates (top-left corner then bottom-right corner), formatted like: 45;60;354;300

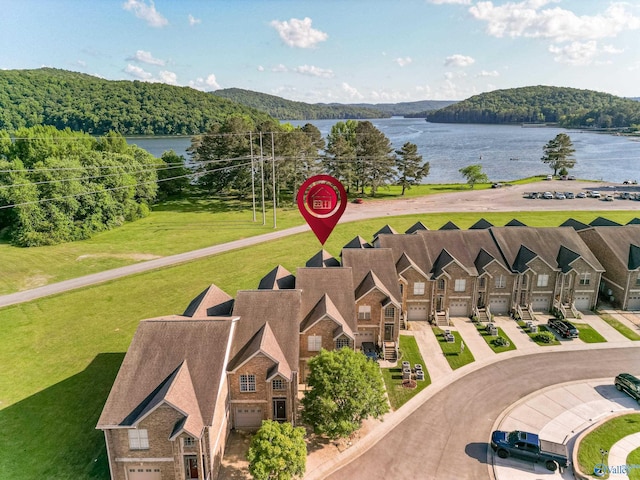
407;305;429;321
449;301;468;317
627;295;640;311
127;468;161;480
356;330;375;347
531;296;550;312
489;298;509;315
574;295;591;311
235;407;263;429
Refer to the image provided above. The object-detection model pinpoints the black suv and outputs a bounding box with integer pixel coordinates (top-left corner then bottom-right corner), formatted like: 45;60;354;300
615;373;640;404
547;318;579;338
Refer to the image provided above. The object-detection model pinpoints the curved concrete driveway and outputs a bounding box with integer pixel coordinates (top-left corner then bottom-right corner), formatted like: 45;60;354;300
322;348;640;480
1;180;636;308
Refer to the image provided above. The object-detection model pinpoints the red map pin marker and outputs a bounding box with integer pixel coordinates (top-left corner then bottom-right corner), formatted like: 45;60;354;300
297;175;347;245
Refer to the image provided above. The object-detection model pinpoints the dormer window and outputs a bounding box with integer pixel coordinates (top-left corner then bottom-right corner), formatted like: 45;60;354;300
384;306;395;318
184;436;196;447
335;337;350;349
272;378;285;391
437;279;445;290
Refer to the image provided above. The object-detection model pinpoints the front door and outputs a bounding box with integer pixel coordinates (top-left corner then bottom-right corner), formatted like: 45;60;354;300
477;291;485;308
185;456;198;480
384;324;394;341
273;399;286;422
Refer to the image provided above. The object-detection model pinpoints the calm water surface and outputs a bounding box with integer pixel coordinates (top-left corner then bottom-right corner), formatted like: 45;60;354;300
127;118;640;183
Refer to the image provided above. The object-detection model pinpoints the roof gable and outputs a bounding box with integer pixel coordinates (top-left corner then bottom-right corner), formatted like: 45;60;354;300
470;218;494;230
513;244;538;273
556;245;581;273
405;221;428;234
504;219;526;227
300;294;354;339
439;220;460;230
590;216;622;227
343;235;372;249
629;244;640;270
355;271;399;305
305;250;340;268
258;265;296;290
183;284;234;317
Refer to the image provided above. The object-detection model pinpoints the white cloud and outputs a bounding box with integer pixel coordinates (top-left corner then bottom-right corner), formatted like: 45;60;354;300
341;82;364;100
293;65;334;78
428;0;471;4
469;1;640;43
126;50;165;66
476;70;500;77
158;70;178;85
188;14;201;26
444;71;468;79
394;56;413;67
122;0;168;28
257;65;265;72
444;54;475;67
270;17;328;48
124;64;154;80
271;64;289;72
189;74;221;91
549;40;622;66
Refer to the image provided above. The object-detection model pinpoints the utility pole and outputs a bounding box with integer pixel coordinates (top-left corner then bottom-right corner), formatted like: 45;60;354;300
259;133;266;225
249;131;256;222
271;132;277;229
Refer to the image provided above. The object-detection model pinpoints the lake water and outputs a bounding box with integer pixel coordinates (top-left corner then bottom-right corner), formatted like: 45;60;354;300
127;118;640;183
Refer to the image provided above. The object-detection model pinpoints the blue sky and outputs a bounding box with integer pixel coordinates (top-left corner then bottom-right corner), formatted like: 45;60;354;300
2;0;640;102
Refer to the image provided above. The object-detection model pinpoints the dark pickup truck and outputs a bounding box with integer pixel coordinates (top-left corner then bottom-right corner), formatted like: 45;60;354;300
491;430;570;471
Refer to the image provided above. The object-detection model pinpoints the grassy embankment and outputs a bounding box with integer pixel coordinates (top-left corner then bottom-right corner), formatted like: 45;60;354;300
1;185;639;479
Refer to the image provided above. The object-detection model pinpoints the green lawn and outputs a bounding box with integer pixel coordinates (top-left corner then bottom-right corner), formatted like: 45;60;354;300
574;322;608;343
598;312;640;341
628;447;640;480
1;187;639;295
577;414;640;479
432;327;475;369
517;321;561;345
474;324;517;353
381;335;430;410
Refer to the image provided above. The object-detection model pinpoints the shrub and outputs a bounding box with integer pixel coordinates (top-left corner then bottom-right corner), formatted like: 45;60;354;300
534;331;555;344
492;336;510;347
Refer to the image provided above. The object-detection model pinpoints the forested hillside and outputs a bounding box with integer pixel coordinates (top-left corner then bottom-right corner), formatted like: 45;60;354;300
0;69;274;135
426;86;640;128
350;100;457;116
211;88;390;120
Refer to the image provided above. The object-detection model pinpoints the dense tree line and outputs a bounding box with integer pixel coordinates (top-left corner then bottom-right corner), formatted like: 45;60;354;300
426;86;640;128
212;88;391;120
0;68;273;135
0;126;159;246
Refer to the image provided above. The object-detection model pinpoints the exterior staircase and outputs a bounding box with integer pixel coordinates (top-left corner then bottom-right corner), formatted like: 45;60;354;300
383;342;397;362
517;304;536;323
434;310;449;327
476;307;490;323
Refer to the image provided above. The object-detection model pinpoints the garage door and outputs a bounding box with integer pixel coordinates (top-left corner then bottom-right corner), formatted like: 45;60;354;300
407;305;428;321
574;295;591;311
627;295;640;311
489;298;509;315
235;407;263;429
127;468;161;480
449;301;468;317
531;296;550;312
356;330;375;347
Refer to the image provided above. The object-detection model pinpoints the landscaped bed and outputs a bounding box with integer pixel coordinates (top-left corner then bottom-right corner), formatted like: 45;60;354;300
517;321;561;345
474;323;517;353
381;335;430;410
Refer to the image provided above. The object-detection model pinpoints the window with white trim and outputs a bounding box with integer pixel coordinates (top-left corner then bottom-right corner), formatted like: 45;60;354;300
272;378;285;391
537;274;549;287
358;305;371;320
335;337;350;349
384;306;395;318
308;335;322;351
184;436;195;447
128;429;149;450
239;374;256;392
479;277;486;288
437;279;445;290
495;275;506;289
413;282;425;295
454;279;466;292
579;273;591;285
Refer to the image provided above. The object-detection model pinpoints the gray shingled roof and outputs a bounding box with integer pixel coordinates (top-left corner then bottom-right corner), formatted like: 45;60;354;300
296;267;357;334
376;234;432;276
627;218;640;225
300;293;354;340
183;284;234;317
505;219;527;227
97;317;236;430
590;216;622;227
343;235;372;249
470;218;494;230
373;224;398;239
341;248;402;302
354;270;397;305
439;220;460;230
257;265;296;290
556;245;581;273
231;290;302;374
405;221;428;234
560;218;591;231
305;250;340;268
578;225;640;272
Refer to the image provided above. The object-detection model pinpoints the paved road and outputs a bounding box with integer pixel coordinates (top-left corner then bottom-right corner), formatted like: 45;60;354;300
1;180;636;309
326;348;640;480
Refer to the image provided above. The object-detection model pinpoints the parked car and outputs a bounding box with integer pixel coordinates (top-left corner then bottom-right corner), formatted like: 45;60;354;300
577;191;587;198
545;174;553;180
548;318;579;339
361;342;378;361
491;430;570;472
591;191;601;198
555;192;566;200
352;197;364;204
604;194;614;201
542;191;553;199
614;373;640;404
567;175;576;180
564;192;575;199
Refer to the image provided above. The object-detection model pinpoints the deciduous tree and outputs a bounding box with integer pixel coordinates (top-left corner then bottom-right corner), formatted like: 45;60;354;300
301;348;389;439
247;420;306;480
459;164;489;189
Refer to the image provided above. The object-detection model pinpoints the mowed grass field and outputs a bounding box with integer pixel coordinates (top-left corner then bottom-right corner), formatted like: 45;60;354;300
1;190;639;478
